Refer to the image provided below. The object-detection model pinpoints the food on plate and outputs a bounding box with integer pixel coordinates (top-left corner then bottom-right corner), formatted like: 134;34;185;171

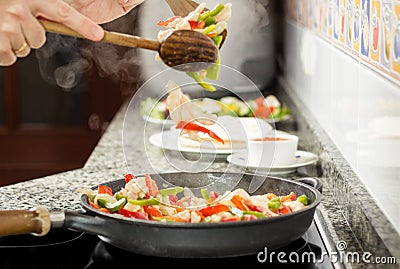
156;2;232;92
78;173;310;223
175;115;273;150
140;94;291;123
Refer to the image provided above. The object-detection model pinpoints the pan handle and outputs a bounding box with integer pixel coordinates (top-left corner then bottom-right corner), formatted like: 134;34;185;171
296;177;323;193
63;211;114;238
0;206;51;236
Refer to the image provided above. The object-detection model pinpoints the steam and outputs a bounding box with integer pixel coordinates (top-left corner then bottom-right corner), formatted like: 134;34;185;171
35;31;141;92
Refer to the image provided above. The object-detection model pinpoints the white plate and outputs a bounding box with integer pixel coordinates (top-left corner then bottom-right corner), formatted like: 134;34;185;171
226;150;319;175
142;114;291;126
148;130;246;156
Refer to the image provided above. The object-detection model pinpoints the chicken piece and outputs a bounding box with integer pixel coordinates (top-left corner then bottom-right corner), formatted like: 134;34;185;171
165;80;217;125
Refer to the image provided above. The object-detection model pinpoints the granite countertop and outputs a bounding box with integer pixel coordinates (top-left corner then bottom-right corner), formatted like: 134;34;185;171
0;79;399;268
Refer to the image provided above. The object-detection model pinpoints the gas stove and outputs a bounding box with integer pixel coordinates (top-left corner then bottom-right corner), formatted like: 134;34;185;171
0;215;342;269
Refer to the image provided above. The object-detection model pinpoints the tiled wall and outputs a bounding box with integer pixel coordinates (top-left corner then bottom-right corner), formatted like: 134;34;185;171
285;0;400;84
283;0;400;233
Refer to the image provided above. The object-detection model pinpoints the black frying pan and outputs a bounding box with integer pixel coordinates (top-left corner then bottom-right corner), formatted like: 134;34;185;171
0;172;322;258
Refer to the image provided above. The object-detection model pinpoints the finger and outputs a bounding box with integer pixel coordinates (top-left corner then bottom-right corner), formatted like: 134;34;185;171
0;21;30;58
21;13;46;49
0;36;17;66
3;1;42;54
33;0;104;41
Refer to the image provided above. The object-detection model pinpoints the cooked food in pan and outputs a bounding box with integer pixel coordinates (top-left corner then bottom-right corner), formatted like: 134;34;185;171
156;2;232;91
78;173;310;223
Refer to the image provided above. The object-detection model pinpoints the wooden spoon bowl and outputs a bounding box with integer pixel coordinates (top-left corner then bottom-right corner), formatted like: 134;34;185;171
159;29;219;71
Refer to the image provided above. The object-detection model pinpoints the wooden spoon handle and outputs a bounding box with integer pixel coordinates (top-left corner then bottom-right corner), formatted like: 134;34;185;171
165;0;199;16
39;19;160;51
0;206;51;236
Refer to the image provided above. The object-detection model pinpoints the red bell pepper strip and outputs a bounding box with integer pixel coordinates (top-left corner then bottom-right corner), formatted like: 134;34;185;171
97;185;113;196
157;16;181;27
176;121;224;144
221;216;241;222
231;195;249;211
89;201;99;209
143;206;163;219
124;173;135;183
254;97;274;118
279;204;292;215
117;208;149;220
280;192;296;202
188;20;205;29
144;173;159;197
199;204;230;217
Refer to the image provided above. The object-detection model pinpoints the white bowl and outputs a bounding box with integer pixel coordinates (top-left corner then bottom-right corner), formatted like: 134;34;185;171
247;133;299;167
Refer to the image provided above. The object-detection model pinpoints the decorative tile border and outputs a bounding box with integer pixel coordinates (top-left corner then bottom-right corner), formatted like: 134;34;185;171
285;0;400;86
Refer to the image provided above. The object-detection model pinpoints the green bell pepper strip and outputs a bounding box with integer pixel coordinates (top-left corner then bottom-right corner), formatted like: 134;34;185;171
98;198;126;213
159;186;184;196
115;193;127;200
211;35;223;48
201;188;209;200
198;3;225;21
296;195;308;206
128;197;160;206
206;55;220;80
267;197;282;211
203;16;216;27
202;24;216;35
243;210;266;219
187;72;216;92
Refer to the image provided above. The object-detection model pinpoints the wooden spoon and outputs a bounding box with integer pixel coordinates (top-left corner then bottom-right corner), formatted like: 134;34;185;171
39;19;218;72
164;0;228;48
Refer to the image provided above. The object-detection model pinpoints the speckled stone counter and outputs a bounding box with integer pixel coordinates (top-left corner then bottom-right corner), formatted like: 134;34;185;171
0;78;399;269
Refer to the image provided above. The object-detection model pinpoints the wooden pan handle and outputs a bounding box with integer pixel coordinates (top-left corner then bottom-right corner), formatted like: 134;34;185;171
38;19;160;51
0;206;51;236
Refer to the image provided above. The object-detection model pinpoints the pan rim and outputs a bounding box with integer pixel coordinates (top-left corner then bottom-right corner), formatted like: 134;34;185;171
81;172;322;229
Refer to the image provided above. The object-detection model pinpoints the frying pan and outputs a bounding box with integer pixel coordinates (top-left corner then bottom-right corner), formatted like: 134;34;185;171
0;172;322;258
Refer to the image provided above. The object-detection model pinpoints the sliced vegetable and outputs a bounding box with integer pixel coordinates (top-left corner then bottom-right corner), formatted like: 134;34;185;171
175;121;224;144
124;173;135;183
198;3;225;21
206;55;220;80
117;208;149;220
267;197;282;211
100;198;126;213
157;16;181;27
128;197;160;206
203;16;216;27
98;185;113;196
280;192;296;202
231;195;248;211
297;195;308;206
201;188;209;200
159;186;184;196
143;205;163;219
199;204;230;217
186;72;216;92
243;210;266;219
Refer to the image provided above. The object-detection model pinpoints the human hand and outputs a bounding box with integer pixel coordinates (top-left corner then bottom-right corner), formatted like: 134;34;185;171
68;0;144;24
0;0;144;66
